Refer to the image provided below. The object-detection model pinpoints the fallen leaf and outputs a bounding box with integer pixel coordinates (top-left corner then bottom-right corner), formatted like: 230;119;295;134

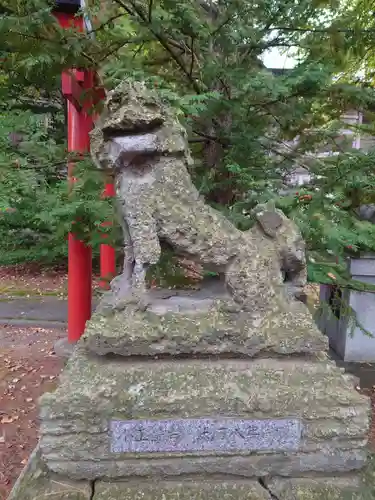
327;272;336;280
0;415;18;424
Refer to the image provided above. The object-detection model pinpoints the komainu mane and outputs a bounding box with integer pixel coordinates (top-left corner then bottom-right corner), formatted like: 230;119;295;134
90;80;306;315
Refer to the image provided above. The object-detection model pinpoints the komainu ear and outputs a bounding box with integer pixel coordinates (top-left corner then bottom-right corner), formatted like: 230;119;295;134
255;210;283;238
253;201;285;238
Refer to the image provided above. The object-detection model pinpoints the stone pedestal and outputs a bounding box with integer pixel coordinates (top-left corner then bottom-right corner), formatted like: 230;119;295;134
10;292;373;500
39;348;368;480
318;255;375;362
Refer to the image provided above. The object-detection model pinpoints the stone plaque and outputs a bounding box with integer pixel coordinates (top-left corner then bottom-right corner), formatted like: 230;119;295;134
110;418;302;454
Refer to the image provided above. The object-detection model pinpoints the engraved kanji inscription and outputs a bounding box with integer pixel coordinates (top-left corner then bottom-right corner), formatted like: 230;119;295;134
110;418;302;454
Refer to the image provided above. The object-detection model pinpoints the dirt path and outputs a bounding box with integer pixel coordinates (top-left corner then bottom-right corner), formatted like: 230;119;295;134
0;326;64;499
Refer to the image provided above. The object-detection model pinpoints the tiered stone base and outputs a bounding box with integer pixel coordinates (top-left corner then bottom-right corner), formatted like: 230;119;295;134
38;348;368;478
7;347;364;498
9;446;373;500
8;296;373;499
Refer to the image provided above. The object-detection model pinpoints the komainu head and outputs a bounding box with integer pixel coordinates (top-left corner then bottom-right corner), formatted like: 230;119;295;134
90;79;188;172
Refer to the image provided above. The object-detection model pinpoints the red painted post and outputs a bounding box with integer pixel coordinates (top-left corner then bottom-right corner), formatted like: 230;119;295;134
66;85;93;342
100;181;116;289
54;1;116;333
54;2;92;342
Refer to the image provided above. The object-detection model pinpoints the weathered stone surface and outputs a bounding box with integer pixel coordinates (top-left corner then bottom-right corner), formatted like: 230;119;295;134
8;446;92;500
253;202;307;292
44;448;368;481
254;210;283;238
83;296;328;357
54;338;75;360
39;349;369;479
87;81;320;360
265;476;371;500
93;480;271;500
90;79;308;319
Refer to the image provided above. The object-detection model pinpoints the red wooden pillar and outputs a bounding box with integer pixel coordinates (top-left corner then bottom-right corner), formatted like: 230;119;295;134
100;180;116;289
54;2;92;342
54;1;116;336
66;73;93;342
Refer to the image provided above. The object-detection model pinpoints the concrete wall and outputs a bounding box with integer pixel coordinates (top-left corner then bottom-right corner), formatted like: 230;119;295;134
319;256;375;362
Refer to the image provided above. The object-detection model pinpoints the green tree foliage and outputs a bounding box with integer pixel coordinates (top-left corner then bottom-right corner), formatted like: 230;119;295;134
0;106;116;265
1;0;375;289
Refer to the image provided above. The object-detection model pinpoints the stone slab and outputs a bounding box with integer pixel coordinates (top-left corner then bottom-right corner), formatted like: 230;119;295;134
45;448;368;481
8;446;92;500
83;296;328;357
266;476;371;500
39;349;369;479
93;480;271;499
110;417;302;454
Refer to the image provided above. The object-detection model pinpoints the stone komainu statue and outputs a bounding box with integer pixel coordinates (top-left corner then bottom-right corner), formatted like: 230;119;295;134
90;80;307;312
9;82;369;500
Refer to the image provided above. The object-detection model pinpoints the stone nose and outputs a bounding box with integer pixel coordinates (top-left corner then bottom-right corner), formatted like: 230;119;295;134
112;134;158;157
108;134;159;168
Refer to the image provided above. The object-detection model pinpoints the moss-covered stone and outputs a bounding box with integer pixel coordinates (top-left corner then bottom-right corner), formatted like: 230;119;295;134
90;79;309;321
266;477;372;500
83;295;328;357
8;446;92;500
39;349;369;479
93;480;271;500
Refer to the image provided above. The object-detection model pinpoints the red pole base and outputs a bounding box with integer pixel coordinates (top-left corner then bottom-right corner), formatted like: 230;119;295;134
100;243;116;290
100;181;116;289
68;233;92;343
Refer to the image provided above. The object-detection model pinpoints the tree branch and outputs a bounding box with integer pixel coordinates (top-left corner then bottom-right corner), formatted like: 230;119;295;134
189;138;208;143
189;37;195;77
132;41;146;60
113;0;203;93
89;13;125;34
211;15;232;36
192;129;229;147
272;26;375;34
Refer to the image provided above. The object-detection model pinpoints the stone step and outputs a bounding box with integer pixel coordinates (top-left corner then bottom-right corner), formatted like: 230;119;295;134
92;477;370;500
9;447;372;500
92;480;271;500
